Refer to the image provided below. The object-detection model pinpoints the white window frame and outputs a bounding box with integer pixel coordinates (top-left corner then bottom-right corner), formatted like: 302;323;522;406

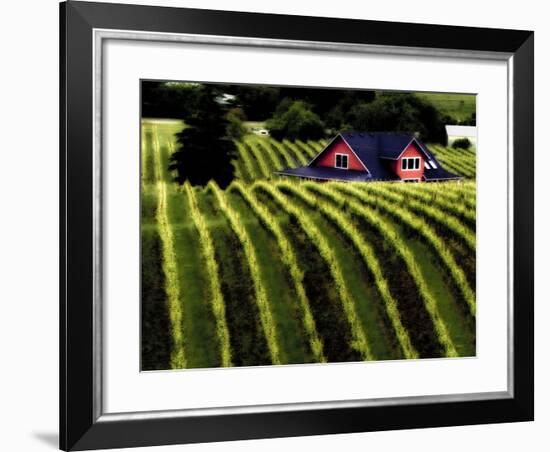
401;156;421;171
402;178;421;183
334;153;349;169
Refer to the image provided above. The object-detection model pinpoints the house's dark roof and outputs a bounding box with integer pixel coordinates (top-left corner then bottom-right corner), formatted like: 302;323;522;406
276;131;461;182
340;131;419;160
423;166;462;181
275;166;381;182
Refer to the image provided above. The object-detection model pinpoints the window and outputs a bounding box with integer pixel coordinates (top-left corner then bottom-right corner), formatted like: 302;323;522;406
335;154;348;169
401;157;420;171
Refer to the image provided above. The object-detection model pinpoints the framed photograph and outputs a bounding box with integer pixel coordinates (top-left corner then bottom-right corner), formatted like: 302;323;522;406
60;1;533;450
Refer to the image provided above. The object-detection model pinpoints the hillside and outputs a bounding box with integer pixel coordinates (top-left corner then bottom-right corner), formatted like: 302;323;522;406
141;119;476;370
416;92;476;124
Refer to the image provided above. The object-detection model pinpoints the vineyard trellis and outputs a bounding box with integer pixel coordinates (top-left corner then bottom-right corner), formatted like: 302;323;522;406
141;119;476;368
253;181;374;361
301;181;460;357
184;182;233;367
208;181;283;365
275;180;418;359
151;126;187;368
229;181;326;362
356;183;476;251
336;183;476;317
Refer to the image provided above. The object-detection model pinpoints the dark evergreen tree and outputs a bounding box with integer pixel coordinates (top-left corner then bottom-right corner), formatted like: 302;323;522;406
169;86;235;188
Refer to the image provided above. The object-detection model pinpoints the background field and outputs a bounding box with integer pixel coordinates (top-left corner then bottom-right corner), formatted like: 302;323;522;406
416;92;476;123
141;118;477;370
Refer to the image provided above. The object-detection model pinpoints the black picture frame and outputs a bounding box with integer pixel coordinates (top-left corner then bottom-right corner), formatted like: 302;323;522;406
60;1;534;450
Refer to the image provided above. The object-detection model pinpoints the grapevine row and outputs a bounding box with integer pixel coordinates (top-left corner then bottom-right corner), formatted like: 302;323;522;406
294;140;317;159
208;181;282;364
336;183;476;317
434;145;477;170
282;139;309;165
276;181;418;359
229;181;326;362
384;183;476;227
152;126;187;368
249;137;284;171
267;138;295;168
360;184;476;251
235;141;258;182
253;181;373;361
430;145;476;177
184;183;233;367
304;182;459;356
243;141;271;178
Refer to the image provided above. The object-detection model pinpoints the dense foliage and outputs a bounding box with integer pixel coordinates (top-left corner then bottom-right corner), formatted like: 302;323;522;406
266;100;325;141
347;93;448;145
141;81;201;119
451;137;472;149
142;81;455;144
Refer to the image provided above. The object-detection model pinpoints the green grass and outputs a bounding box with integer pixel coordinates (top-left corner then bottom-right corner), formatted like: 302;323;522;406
227;191;314;364
166;188;221;368
252;187;363;363
140;118;476;369
278;183;404;360
416;93;476;123
196;189;272;367
400;229;475;356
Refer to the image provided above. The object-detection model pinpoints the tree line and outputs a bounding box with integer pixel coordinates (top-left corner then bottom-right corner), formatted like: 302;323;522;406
142;81;454;187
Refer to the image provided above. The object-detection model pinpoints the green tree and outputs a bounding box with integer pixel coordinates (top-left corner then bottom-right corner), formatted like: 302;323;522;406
225;107;247;140
451;137;472;149
266;100;326;141
231;86;281;120
347;93;448;144
169;86;235;188
141;81;201;119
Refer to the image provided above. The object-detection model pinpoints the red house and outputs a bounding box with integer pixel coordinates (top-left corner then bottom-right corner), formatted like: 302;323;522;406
276;131;460;182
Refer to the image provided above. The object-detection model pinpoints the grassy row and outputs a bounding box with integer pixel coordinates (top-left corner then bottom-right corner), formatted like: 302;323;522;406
278;181;418;359
337;183;476;317
208;181;282;364
233;137;325;182
434;145;477;170
436;182;477;209
282;140;310;165
243;141;272;179
253;181;373;360
246;137;284;171
184;183;232;367
310;182;459;356
295;140;317;158
267;138;295;168
429;145;476;178
436;153;475;178
229;182;326;362
151;126;187;368
385;183;476;227
235;141;258;182
358;184;476;251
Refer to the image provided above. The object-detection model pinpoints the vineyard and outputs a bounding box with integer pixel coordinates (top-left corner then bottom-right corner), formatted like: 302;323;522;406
141;119;476;370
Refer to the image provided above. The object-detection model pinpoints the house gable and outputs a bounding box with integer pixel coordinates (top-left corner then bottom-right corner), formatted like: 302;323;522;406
312;135;368;172
275;131;460;183
390;141;425;180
